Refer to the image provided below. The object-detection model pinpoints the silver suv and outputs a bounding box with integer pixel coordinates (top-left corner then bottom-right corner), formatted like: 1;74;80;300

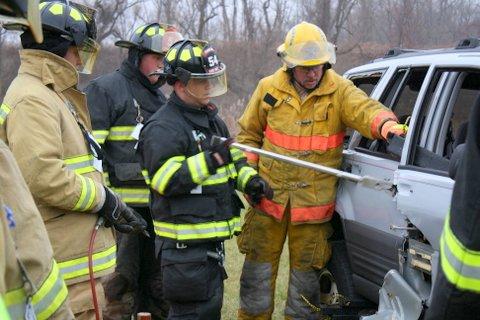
330;38;480;319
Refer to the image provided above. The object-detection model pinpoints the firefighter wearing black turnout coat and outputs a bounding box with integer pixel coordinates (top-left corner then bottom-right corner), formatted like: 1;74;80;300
425;96;480;319
138;39;273;319
85;23;183;319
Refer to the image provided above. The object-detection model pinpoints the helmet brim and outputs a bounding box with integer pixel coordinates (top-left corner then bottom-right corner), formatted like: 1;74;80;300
115;40;137;49
1;0;43;43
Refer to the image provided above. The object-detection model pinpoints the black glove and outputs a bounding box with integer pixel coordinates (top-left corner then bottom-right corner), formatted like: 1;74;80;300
207;137;234;169
245;176;274;205
99;188;149;236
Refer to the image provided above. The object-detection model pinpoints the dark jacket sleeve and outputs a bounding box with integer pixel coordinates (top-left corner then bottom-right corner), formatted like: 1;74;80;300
138;120;216;197
85;81;116;145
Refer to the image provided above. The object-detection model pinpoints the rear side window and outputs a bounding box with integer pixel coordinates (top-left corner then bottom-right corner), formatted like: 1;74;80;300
356;67;429;158
347;70;385;145
349;70;385;96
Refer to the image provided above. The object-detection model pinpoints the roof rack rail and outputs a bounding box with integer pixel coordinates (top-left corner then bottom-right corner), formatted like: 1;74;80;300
455;37;480;49
383;47;420;58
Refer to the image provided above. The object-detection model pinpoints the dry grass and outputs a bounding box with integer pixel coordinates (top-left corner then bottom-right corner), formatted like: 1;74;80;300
221;219;290;319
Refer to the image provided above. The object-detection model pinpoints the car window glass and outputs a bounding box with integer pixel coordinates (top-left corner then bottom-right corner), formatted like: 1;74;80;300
347;71;385;146
349;71;385;96
409;69;480;172
356;67;428;159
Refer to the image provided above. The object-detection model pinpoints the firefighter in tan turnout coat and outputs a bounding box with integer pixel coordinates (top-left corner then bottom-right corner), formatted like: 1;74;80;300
1;1;147;319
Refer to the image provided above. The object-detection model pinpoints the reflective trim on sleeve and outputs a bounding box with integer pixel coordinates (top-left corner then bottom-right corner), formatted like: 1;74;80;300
111;187;150;204
0;103;11;126
186;152;210;184
154;216;241;241
64;154;96;175
92;130;109;144
236;166;257;192
141;169;151;185
73;175;97;211
441;214;480;292
370;110;398;139
0;296;10;320
202;166;230;186
5;260;68;320
151;156;186;195
58;245;116;281
106;126;136;141
103;171;110;186
230;148;246;161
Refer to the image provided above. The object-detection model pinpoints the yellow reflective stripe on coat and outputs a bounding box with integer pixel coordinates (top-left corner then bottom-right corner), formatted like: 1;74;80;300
237;166;257;191
186;152;210;184
5;260;68;320
107;126;136;141
230;147;245;161
0;103;11;126
202;166;229;186
92;130;109;144
142;169;151;185
64;154;96;174
59;245;116;281
441;214;480;292
111;187;150;204
0;296;10;320
154;216;241;241
103;171;110;186
73;175;97;211
151;156;186;195
201;164;237;186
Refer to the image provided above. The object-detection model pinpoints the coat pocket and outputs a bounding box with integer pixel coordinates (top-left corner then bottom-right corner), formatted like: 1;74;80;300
169;196;217;220
313;102;329;122
161;247;212;302
114;163;144;181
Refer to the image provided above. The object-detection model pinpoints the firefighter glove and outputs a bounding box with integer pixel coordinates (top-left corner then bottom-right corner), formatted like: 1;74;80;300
208;137;234;169
380;120;408;140
99;188;149;236
245;175;274;205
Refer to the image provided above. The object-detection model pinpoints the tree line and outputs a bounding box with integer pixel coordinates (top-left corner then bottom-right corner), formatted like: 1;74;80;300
1;0;479;131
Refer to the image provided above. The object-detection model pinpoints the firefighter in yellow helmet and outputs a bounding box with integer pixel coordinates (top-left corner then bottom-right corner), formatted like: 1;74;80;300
237;22;407;319
1;1;148;319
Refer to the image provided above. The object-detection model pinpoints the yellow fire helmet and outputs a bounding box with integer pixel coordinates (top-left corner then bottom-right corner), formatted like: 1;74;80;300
277;21;336;68
0;0;43;43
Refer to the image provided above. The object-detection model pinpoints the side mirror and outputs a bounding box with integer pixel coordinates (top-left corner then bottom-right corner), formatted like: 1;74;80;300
449;144;465;180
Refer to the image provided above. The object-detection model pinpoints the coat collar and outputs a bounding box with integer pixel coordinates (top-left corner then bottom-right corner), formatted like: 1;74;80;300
170;93;218;129
119;59;161;95
271;67;339;99
18;49;78;93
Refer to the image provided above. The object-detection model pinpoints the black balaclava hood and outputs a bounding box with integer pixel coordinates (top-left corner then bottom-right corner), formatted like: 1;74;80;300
127;47;166;88
21;30;71;58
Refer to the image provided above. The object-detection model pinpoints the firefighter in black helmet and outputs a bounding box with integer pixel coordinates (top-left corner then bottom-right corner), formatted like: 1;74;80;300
3;0;99;74
2;1;148;319
137;40;272;319
85;23;183;320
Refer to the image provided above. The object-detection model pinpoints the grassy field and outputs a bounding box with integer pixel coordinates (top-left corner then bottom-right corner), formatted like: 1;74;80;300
221;231;290;319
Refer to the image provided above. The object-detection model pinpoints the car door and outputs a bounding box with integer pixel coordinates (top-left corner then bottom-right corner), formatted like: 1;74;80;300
337;66;429;302
395;67;480;292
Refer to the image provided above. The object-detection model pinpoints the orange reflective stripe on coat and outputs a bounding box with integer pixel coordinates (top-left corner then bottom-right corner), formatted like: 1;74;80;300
265;125;344;151
256;198;335;223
